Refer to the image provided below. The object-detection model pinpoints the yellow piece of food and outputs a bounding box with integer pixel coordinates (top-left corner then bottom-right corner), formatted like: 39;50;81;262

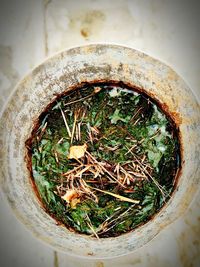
70;198;81;209
68;144;87;159
61;189;79;203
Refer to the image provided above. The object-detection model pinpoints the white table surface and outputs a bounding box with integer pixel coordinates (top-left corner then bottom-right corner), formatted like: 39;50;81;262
0;1;199;267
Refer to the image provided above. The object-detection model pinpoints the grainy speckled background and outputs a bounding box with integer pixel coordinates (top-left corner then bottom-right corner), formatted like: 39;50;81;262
0;1;199;267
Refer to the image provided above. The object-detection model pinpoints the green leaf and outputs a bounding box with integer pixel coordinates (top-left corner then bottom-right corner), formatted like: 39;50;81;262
147;124;159;136
55;141;70;156
147;149;162;168
52;102;61;110
109;109;131;124
115;219;132;232
33;170;55;204
140;202;154;214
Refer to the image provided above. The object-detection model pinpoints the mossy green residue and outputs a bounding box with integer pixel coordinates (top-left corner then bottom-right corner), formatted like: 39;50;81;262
29;83;180;237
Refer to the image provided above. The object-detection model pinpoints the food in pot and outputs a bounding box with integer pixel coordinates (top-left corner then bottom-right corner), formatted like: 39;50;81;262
26;82;181;238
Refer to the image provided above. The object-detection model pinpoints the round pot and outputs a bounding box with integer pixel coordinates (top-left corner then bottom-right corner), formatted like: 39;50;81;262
0;44;199;259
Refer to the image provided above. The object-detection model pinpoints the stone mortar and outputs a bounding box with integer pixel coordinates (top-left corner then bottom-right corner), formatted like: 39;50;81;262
0;44;199;258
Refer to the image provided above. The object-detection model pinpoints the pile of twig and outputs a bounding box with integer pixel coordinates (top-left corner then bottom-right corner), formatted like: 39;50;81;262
55;144;169;208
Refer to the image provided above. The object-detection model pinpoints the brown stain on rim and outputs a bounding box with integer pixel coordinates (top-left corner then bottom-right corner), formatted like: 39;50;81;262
80;28;89;38
177;230;200;267
69;10;106;39
25;79;183;238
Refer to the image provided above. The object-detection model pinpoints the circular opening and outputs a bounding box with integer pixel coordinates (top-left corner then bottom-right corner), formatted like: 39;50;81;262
26;81;181;238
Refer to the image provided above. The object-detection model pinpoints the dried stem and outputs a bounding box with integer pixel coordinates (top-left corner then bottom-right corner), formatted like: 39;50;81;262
89;186;139;204
71;112;77;144
60;106;71;137
133;154;169;199
86;151;125;187
85;214;99;239
97;205;136;235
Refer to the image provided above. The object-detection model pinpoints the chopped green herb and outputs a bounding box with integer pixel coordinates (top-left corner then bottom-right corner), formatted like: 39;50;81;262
26;82;180;238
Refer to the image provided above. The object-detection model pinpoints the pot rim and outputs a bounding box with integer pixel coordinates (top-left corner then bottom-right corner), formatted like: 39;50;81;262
0;43;199;259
